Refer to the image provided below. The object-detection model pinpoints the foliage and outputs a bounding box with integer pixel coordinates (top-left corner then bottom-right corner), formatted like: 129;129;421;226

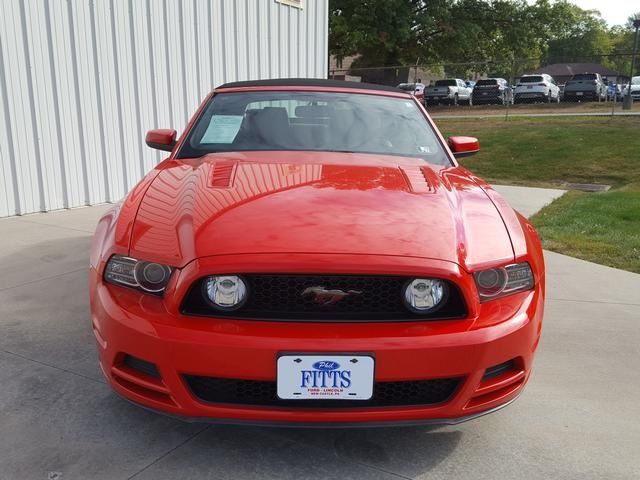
329;1;640;78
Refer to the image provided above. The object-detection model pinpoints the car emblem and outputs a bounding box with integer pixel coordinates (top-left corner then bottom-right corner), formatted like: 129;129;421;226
301;286;363;306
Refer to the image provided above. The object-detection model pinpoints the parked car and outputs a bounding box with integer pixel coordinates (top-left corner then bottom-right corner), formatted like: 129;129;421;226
563;73;607;101
424;78;473;105
472;78;512;105
619;83;628;97
625;76;640;101
90;78;545;426
397;82;425;103
558;83;566;100
513;74;560;104
607;83;624;102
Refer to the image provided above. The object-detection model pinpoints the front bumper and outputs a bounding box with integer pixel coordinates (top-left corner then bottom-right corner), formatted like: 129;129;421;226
90;254;543;426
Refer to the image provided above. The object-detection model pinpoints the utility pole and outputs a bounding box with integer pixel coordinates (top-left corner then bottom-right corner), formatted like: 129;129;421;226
622;18;640;110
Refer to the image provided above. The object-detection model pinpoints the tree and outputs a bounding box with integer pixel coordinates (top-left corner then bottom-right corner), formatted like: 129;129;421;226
544;2;613;64
608;13;640;77
329;0;452;67
328;0;633;81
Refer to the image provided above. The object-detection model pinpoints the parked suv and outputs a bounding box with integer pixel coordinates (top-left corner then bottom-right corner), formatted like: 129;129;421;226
625;76;640;101
514;74;560;103
423;79;472;106
563;73;607;101
472;78;512;105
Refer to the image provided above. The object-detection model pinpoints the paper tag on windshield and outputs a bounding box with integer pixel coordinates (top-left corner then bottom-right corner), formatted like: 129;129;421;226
201;115;243;143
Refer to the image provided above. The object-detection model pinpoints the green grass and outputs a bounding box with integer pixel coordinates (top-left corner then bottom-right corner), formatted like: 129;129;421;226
437;116;640;273
437;116;640;188
530;188;640;273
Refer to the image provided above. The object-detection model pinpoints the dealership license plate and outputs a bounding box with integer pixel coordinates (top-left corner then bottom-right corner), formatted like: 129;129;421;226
576;92;583;96
277;355;374;400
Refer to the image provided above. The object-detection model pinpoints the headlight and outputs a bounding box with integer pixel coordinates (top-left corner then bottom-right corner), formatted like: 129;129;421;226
104;255;174;294
203;275;248;311
403;278;448;313
474;262;534;302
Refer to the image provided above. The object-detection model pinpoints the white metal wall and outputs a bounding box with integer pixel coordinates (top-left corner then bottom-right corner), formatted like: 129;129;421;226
0;0;328;217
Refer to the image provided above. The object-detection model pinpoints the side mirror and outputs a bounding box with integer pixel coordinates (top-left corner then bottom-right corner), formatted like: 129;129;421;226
448;136;480;158
145;129;177;152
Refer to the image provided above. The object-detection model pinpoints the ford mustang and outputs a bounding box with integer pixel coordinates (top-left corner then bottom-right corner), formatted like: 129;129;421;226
90;79;544;426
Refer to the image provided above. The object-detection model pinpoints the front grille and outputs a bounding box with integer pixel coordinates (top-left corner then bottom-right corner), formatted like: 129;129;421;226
183;375;461;408
181;274;467;321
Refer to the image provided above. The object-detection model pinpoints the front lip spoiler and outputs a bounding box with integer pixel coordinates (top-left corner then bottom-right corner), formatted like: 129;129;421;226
114;390;521;429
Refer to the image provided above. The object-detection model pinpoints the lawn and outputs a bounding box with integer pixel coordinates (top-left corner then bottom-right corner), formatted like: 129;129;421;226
436;116;640;273
436;116;640;188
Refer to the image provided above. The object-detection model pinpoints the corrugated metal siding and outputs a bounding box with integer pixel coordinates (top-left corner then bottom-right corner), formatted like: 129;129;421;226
0;0;328;217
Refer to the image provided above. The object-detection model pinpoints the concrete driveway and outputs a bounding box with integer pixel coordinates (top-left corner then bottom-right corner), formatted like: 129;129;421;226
1;186;639;480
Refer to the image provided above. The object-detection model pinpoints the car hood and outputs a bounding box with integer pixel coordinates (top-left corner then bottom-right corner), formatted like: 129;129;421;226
128;151;515;271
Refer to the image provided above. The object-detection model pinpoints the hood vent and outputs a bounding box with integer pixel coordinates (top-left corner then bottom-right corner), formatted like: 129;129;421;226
210;161;237;188
400;166;434;193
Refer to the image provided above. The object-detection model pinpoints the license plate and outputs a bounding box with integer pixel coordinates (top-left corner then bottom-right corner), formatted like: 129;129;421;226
482;92;488;95
277;355;374;400
576;92;583;96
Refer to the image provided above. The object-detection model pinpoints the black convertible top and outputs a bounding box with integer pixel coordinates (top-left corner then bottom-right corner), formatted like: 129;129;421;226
216;78;406;94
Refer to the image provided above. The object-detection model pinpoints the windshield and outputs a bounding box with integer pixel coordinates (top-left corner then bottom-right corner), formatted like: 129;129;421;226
397;83;416;91
632;76;640;85
178;91;450;164
476;79;498;86
571;74;597;81
520;76;543;83
435;79;457;87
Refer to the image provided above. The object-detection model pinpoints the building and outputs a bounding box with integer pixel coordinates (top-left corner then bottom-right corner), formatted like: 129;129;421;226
526;63;629;85
0;0;328;217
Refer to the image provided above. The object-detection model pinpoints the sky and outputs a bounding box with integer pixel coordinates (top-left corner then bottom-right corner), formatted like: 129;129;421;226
532;0;638;26
570;0;638;26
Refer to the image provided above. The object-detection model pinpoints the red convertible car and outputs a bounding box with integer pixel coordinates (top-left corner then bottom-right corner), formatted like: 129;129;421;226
90;79;544;426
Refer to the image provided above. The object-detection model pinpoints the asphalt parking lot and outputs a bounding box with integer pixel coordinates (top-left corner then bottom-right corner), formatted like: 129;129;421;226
1;185;639;480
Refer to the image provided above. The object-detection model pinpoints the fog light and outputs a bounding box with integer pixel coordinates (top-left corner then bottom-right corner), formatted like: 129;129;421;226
403;278;447;313
203;275;248;311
